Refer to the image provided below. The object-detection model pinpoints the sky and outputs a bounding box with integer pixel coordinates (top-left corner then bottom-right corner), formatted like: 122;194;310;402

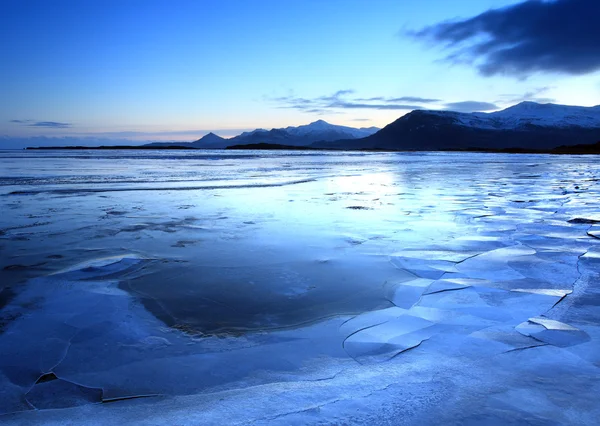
1;0;599;146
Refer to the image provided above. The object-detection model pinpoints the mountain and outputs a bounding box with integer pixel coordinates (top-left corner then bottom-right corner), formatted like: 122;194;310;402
142;121;379;149
228;120;380;147
313;102;600;151
190;132;227;148
284;119;379;139
142;132;227;149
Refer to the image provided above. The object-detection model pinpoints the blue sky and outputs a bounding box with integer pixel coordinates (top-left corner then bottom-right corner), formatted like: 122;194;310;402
1;0;599;144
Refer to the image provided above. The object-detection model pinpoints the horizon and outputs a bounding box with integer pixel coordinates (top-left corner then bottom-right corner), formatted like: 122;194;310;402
2;0;600;148
3;100;600;149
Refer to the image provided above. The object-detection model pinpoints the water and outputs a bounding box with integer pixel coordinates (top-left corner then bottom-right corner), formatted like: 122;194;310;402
1;149;599;424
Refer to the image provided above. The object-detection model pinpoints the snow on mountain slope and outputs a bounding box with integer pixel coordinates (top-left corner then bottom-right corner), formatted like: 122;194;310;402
284;120;379;138
426;102;600;130
236;128;268;138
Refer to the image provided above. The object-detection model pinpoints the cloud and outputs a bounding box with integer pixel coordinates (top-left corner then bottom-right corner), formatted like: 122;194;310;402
270;90;499;114
385;96;440;103
271;90;429;112
29;121;72;128
499;86;556;104
411;0;600;77
354;97;385;102
353;96;440;103
328;101;423;110
11;119;72;128
76;129;252;138
318;89;356;101
444;101;499;112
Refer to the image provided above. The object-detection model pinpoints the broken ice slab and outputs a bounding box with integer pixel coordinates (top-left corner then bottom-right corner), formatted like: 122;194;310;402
507;256;581;288
384;278;433;309
511;289;572;297
389;249;482;279
419;286;562;323
529;317;579;331
469;324;548;353
343;315;435;364
455;245;537;282
516;317;590;347
423;279;471;295
403;305;499;327
339;307;408;337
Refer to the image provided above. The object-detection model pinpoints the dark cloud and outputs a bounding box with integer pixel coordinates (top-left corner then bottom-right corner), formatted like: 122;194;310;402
29;121;72;128
444;101;499;112
11;120;72;128
412;0;600;77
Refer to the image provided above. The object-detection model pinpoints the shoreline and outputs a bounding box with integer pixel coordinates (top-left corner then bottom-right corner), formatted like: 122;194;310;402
24;141;600;154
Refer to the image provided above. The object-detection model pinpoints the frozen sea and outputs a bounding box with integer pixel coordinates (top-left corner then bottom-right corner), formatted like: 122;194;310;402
0;149;599;425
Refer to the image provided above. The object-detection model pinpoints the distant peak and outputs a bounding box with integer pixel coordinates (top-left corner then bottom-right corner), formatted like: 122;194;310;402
198;132;224;141
510;101;555;109
305;119;332;128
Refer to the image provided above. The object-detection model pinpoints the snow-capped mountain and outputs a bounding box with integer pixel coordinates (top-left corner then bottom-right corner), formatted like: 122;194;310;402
227;120;380;147
314;102;600;151
144;121;380;149
284;120;379;139
426;102;600;130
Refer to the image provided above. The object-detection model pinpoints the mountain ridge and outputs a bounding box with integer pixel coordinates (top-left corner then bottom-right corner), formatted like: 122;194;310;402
313;102;600;151
152;120;381;149
139;102;600;151
425;101;600;130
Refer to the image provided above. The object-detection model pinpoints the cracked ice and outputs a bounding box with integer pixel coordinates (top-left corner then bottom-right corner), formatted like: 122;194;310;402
1;150;599;424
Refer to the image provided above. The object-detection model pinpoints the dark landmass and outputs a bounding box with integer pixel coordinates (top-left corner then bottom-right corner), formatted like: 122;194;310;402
551;141;600;154
143;132;228;149
313;104;600;151
444;141;600;154
226;141;600;154
191;132;227;148
26;145;195;150
26;141;600;154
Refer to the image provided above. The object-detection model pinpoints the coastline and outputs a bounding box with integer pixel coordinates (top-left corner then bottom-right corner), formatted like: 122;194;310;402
24;140;600;154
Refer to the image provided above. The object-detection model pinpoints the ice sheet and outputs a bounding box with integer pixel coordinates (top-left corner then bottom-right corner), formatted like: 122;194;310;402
1;150;599;424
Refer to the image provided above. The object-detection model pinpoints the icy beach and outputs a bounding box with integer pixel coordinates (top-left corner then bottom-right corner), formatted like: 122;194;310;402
1;149;599;424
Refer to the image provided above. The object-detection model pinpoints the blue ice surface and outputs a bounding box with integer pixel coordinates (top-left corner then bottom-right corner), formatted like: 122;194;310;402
0;150;599;424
